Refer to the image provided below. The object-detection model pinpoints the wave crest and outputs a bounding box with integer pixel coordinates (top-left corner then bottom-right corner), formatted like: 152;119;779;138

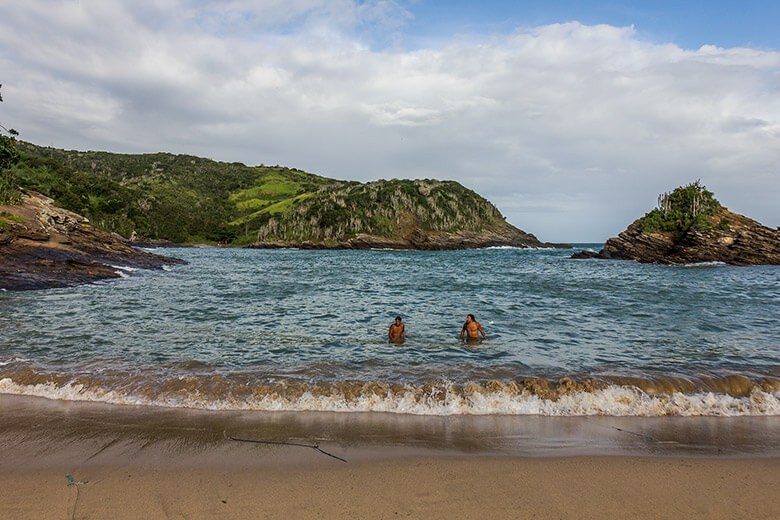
1;373;778;416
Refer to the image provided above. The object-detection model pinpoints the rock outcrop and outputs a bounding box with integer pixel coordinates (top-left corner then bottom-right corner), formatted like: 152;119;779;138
246;179;570;250
1;191;185;291
573;208;780;265
250;220;569;250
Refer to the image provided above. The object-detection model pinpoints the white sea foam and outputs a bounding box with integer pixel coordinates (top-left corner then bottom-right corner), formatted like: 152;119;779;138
483;246;557;251
2;378;778;417
678;261;728;268
110;265;139;272
109;265;139;278
0;357;32;366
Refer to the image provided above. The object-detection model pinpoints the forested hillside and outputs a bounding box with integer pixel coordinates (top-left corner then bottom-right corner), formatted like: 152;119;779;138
3;142;527;247
10;142;334;244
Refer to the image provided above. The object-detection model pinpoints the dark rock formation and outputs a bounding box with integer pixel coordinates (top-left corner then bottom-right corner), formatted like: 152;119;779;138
572;209;780;265
1;192;185;291
569;250;600;259
250;222;570;251
129;238;184;248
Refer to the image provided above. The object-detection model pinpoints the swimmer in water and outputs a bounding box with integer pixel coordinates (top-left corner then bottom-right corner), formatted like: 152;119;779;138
389;316;406;341
460;314;486;340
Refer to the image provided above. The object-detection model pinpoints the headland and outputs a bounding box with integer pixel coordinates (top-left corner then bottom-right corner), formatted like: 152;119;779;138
8;142;568;251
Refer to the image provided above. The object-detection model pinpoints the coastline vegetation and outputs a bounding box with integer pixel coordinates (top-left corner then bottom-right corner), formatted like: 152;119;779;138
0;211;24;228
5;142;336;244
0;132;22;205
252;178;502;243
0;84;22;205
638;181;723;237
1;141;507;246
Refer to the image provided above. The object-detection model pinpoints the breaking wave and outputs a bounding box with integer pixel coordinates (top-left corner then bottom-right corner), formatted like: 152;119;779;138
1;365;778;417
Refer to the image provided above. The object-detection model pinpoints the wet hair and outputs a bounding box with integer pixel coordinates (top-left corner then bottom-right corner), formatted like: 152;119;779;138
395;316;402;321
468;314;475;321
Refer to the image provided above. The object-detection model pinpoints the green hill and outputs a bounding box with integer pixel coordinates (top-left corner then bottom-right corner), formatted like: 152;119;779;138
249;178;506;243
1;141;547;248
9;142;335;244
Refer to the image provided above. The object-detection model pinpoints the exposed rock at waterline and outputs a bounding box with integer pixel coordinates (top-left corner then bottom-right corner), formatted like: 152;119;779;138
250;224;571;251
1;191;185;291
573;208;780;265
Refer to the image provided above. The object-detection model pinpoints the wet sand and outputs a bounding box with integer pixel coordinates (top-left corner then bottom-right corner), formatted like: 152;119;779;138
1;394;779;519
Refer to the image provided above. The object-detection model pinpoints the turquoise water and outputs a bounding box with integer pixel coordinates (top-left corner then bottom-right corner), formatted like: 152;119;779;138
1;246;778;415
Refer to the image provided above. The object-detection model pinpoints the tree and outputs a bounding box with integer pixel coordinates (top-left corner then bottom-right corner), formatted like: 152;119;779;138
0;84;23;204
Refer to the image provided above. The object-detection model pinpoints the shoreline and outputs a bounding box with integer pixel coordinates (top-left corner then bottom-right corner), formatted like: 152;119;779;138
2;395;779;519
2;394;780;461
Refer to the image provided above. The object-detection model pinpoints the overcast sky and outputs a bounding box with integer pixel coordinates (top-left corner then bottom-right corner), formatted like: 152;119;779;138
1;1;778;242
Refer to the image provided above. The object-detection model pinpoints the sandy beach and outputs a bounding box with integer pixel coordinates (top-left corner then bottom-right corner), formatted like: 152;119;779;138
2;395;779;519
4;456;780;520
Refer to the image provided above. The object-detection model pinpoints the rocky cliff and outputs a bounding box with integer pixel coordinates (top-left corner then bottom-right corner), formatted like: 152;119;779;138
592;208;780;265
572;186;780;266
248;179;569;250
1;191;185;291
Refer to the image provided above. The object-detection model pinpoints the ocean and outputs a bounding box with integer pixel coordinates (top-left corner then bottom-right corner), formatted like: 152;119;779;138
1;245;778;416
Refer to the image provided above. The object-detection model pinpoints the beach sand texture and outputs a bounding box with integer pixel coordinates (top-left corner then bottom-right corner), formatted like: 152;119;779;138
2;395;779;519
4;457;780;520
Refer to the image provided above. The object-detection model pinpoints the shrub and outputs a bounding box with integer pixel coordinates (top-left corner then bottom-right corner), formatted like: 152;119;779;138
0;134;23;205
638;180;721;236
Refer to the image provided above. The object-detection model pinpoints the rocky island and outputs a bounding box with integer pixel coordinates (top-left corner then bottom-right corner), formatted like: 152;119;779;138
0;191;185;291
573;182;780;265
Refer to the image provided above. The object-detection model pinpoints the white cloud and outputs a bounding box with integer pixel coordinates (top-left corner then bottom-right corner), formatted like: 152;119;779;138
1;2;778;241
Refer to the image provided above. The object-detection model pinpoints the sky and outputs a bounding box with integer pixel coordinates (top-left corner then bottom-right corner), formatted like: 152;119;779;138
0;1;778;242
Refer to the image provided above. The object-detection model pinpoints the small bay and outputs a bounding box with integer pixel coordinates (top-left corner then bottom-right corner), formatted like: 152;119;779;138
1;246;778;415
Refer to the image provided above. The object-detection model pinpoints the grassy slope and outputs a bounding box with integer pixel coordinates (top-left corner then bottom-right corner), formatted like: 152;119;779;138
7;142;507;245
11;142;335;244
